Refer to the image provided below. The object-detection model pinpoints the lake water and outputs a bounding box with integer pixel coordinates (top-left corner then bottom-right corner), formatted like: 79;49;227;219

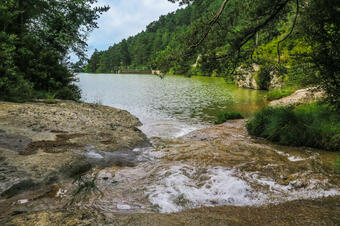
76;73;339;214
77;73;267;138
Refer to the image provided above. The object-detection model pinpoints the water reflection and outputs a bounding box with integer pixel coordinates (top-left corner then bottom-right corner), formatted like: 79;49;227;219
77;74;267;137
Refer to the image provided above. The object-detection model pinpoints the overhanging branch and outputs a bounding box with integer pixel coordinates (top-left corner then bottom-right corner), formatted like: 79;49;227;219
277;0;299;64
190;0;229;48
213;0;291;60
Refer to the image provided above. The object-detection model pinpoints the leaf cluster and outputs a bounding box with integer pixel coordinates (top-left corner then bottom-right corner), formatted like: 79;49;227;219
0;0;109;102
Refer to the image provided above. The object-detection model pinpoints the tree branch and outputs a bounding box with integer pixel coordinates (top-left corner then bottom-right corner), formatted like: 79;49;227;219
214;0;291;60
277;0;299;64
239;0;290;48
190;0;229;48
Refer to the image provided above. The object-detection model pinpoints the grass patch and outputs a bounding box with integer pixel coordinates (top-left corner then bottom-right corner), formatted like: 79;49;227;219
246;103;340;151
266;89;295;101
215;111;244;124
336;156;340;173
43;93;57;104
67;175;102;206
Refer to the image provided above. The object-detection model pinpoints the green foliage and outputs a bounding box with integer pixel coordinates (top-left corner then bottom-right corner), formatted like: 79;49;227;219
0;32;33;102
55;85;81;101
0;0;108;102
246;103;340;151
87;0;339;107
87;1;223;74
215;111;244;124
44;93;57;104
298;0;340;107
336;156;340;173
266;89;294;101
254;65;272;90
254;63;287;90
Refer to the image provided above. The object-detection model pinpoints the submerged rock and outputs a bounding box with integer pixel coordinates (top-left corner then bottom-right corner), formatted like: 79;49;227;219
145;120;340;212
0;131;32;153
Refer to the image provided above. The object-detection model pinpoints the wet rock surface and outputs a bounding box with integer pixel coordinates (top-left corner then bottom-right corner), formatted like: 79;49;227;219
0;131;32;153
139;120;339;214
3;197;340;225
0;100;148;221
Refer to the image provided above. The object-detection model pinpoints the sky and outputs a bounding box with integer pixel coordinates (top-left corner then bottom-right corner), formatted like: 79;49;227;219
86;0;181;57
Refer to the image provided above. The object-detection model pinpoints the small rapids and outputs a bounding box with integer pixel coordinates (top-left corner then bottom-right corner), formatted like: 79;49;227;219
144;163;339;213
145;165;257;213
8;121;339;216
76;125;340;214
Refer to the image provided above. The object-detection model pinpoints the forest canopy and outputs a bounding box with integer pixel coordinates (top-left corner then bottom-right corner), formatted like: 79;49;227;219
0;0;109;102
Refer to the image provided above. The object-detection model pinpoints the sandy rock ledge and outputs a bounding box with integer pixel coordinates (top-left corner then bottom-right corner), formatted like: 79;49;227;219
269;87;325;107
0;100;148;218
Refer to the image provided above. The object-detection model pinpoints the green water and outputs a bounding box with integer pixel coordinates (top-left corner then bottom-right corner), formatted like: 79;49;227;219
78;74;267;137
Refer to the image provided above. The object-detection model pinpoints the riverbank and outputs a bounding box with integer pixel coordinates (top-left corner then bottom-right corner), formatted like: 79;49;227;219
245;86;339;151
269;87;325;107
1;101;339;225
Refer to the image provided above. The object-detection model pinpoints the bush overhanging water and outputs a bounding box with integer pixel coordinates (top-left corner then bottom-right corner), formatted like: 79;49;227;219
246;103;340;151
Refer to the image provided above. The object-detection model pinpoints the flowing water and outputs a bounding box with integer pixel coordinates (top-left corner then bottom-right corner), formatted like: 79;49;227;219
76;73;339;214
77;73;267;138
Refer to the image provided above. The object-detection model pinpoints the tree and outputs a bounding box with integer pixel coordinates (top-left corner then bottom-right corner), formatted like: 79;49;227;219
87;49;101;73
0;0;109;101
298;0;340;106
167;0;339;105
120;39;131;66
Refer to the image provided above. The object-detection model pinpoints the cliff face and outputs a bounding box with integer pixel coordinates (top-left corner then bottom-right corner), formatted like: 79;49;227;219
235;64;283;90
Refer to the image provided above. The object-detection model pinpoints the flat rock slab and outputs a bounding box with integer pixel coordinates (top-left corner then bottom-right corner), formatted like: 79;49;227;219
0;131;32;153
0;101;148;207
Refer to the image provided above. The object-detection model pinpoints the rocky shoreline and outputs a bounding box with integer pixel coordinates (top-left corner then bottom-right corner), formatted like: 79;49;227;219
0;101;339;225
269;87;325;107
0;101;148;222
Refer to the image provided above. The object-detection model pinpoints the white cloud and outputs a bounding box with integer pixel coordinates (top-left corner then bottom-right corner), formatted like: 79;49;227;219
86;0;180;56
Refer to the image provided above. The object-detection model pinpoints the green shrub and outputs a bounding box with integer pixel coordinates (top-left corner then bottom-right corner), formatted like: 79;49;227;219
266;89;294;101
254;64;287;90
336;156;340;173
55;85;81;101
246;103;340;151
254;65;272;90
215;111;244;124
44;94;57;104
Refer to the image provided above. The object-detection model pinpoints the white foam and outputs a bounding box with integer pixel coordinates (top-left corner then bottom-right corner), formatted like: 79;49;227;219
117;204;131;210
145;164;258;213
140;120;199;138
145;164;340;213
174;126;198;138
18;199;29;204
85;151;104;159
287;156;305;162
245;173;340;201
274;150;305;162
56;189;67;197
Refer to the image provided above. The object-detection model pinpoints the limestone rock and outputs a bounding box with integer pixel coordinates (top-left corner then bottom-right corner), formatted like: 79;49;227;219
269;87;326;107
